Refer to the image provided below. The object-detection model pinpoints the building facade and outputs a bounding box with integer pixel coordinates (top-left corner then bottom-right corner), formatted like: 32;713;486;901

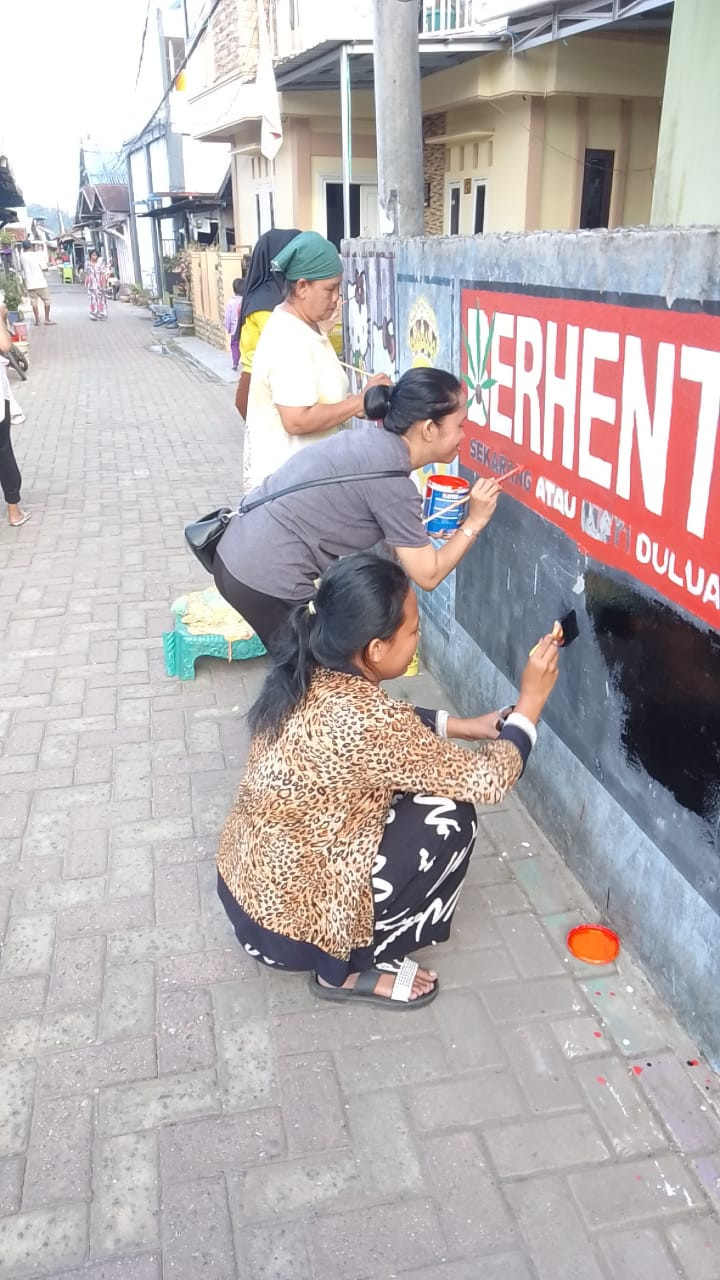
124;0;231;293
185;0;672;249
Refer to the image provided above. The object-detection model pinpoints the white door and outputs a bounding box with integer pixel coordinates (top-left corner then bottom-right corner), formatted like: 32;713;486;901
446;181;461;235
359;185;379;237
254;184;275;236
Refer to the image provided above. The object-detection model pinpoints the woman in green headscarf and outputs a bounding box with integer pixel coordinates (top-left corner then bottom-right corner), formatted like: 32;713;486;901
243;230;389;488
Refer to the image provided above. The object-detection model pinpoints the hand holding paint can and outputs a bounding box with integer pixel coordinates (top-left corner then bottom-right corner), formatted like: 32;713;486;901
422;474;471;535
422;470;512;536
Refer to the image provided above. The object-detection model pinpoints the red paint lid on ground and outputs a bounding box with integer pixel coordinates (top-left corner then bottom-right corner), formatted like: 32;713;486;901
566;924;620;965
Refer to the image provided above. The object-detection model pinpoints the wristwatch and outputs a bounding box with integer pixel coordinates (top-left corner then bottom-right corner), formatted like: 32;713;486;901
459;524;479;539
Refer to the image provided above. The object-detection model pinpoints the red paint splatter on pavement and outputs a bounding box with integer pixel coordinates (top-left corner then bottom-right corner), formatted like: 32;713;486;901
687;1059;699;1066
633;1065;643;1075
593;1031;602;1039
609;991;616;997
596;1076;607;1085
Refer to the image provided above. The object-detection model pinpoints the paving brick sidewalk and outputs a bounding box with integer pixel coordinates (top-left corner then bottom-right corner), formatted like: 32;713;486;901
1;285;719;1279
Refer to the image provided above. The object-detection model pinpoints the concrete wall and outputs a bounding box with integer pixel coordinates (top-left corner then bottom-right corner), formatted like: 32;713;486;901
343;228;720;1065
211;0;260;83
652;0;720;225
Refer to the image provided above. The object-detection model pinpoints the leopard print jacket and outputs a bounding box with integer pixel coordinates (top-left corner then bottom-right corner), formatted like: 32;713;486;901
217;668;523;960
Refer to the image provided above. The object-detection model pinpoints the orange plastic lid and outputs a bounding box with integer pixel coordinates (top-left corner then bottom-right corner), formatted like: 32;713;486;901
566;924;620;965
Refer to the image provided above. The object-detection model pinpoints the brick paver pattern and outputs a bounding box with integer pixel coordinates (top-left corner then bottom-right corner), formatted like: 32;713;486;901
1;286;719;1280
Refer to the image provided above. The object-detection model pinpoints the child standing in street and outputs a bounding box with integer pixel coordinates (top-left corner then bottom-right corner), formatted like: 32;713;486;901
224;278;245;372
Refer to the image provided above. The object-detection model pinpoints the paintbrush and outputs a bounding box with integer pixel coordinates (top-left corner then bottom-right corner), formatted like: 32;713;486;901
338;359;372;378
422;465;525;526
497;463;523;485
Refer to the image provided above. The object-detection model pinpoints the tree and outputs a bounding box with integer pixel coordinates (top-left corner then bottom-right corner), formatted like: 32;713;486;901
26;204;73;235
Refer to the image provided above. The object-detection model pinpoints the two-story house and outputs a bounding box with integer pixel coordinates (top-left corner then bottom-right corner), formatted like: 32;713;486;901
124;0;232;293
184;0;673;252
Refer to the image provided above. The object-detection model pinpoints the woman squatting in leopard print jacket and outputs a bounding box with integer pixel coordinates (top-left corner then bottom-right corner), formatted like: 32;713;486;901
217;553;560;1008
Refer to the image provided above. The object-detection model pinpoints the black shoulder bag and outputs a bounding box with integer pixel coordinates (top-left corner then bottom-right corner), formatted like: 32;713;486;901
184;469;408;574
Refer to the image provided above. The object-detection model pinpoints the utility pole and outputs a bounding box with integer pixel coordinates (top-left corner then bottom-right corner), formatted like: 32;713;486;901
371;0;424;237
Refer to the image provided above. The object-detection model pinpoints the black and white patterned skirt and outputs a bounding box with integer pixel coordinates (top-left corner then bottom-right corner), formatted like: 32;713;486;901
217;793;478;986
368;792;477;968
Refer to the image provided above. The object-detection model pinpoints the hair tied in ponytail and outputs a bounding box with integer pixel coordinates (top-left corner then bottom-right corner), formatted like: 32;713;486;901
248;553;410;741
364;367;462;437
363;381;393;422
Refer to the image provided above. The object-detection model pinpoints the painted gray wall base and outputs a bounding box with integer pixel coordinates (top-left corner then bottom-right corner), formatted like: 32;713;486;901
421;604;720;1067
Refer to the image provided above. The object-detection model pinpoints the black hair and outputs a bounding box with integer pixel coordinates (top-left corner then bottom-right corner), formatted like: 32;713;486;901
248;553;410;740
232;277;244;295
363;366;462;435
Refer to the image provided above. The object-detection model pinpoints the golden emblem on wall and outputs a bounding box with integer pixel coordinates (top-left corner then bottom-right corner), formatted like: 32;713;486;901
408;297;439;368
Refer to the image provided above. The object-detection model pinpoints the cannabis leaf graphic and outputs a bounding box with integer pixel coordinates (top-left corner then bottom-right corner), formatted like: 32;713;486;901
462;310;497;422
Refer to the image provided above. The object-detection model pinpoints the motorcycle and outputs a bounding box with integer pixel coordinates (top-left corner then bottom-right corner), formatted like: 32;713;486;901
6;317;28;381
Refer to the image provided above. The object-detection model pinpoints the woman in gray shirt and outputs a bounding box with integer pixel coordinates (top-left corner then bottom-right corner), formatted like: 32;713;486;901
214;367;500;649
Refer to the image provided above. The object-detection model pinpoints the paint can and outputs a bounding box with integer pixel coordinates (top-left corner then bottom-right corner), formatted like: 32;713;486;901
423;474;470;535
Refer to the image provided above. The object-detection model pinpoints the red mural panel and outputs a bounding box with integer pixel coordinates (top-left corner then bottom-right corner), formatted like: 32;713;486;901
459;287;720;630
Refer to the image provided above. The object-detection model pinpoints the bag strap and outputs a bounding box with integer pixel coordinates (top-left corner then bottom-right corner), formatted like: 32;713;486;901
235;469;409;518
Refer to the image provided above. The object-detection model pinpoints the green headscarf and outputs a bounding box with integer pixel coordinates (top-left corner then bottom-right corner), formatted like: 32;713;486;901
270;231;342;282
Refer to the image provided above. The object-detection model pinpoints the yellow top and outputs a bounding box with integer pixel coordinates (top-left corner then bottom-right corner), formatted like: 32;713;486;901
239;310;272;373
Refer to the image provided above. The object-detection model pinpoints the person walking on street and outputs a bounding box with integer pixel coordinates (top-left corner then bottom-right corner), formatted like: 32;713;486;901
85;250;108;320
224;278;245;372
0;305;30;526
20;241;54;326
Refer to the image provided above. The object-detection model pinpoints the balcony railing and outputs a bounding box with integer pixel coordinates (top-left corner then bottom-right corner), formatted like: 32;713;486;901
420;0;476;34
272;1;480;62
273;0;374;61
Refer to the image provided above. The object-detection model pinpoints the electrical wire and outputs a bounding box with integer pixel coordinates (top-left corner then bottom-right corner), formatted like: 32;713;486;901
123;0;225;155
134;0;153;90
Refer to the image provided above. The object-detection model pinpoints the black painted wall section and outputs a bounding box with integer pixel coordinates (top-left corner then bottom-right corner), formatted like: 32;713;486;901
455;462;720;915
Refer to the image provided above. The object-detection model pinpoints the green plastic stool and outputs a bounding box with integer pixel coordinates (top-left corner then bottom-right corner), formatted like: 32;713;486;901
163;618;266;680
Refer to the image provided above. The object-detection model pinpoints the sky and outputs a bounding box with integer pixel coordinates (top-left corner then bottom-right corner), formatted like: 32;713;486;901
1;0;154;211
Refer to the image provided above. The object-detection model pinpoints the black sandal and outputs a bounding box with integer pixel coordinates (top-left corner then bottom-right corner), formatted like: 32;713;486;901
310;957;438;1010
